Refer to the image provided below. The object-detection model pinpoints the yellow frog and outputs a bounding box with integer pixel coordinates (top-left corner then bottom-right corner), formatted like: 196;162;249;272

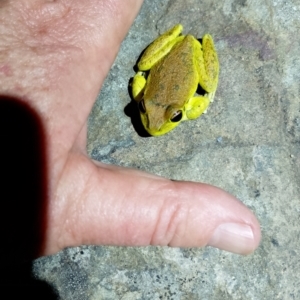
131;24;219;136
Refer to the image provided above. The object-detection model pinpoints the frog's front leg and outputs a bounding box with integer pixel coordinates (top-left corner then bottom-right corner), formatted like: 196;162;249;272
132;72;146;102
184;95;211;120
195;34;219;95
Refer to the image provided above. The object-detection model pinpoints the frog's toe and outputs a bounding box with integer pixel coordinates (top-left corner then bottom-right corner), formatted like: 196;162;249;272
207;91;216;103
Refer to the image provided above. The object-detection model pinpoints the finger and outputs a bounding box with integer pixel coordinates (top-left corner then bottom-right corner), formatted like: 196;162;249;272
1;0;144;167
45;153;261;256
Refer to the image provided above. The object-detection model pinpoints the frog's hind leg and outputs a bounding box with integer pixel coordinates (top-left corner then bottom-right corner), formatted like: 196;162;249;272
138;24;184;71
195;34;219;96
184;95;210;120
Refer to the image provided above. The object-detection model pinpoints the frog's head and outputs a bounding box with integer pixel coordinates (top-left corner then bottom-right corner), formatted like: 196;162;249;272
138;99;184;136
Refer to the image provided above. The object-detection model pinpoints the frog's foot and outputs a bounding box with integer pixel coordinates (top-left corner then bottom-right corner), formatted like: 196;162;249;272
132;71;146;101
137;24;184;71
184;96;210;120
195;34;219;93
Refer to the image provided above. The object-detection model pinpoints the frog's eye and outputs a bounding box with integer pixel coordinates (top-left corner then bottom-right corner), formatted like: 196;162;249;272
170;110;182;122
138;100;146;114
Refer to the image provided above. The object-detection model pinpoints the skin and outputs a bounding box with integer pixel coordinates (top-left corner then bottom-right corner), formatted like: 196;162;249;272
132;24;219;136
0;0;260;256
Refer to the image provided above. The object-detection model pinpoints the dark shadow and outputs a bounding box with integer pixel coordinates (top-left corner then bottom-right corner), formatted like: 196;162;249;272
124;43;152;138
124;99;151;138
0;96;58;299
196;83;207;96
125;78;151;138
4;261;59;299
197;38;204;47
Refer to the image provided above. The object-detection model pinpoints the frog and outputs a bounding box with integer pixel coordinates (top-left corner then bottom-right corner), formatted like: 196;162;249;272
131;24;219;136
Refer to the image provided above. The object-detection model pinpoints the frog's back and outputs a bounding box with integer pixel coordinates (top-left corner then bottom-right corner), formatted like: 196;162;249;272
144;35;199;108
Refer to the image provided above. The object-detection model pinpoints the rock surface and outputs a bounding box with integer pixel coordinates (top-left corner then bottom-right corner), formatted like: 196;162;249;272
34;0;300;299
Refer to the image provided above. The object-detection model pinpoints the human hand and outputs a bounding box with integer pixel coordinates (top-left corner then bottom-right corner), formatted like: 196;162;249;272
0;0;260;256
